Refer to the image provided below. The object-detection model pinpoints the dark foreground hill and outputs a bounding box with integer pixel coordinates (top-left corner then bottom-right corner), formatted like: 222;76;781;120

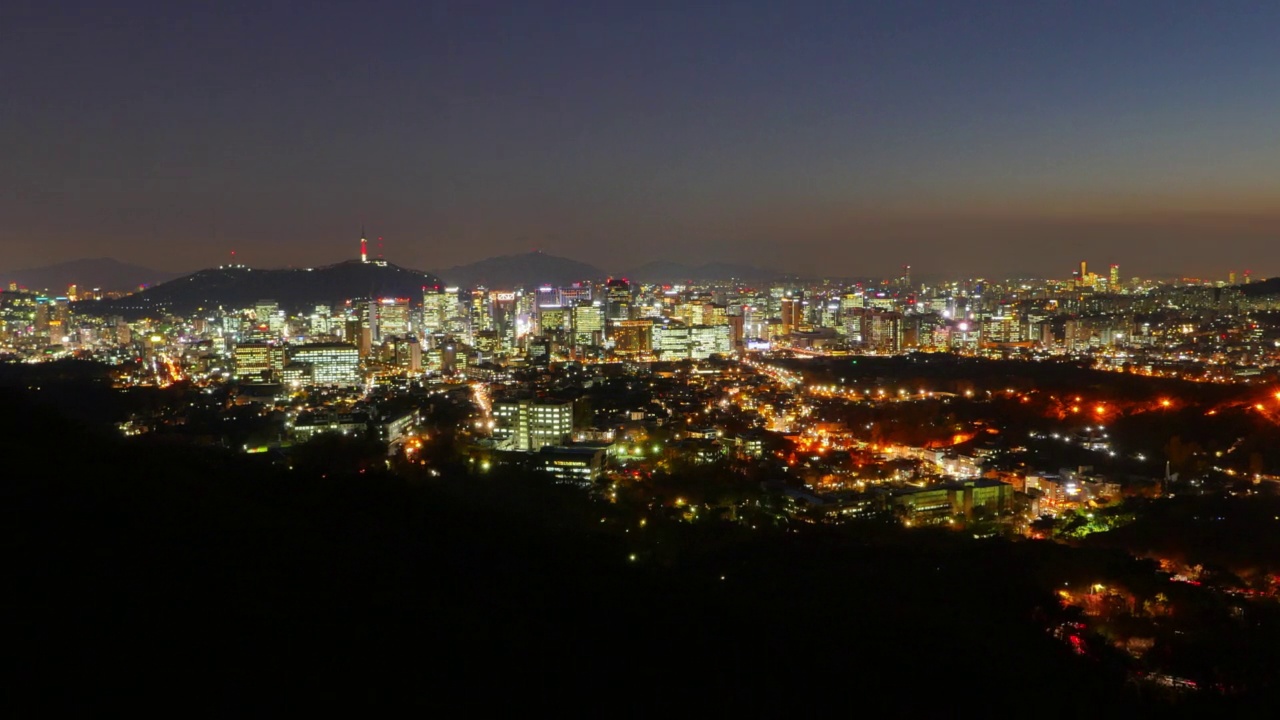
6;370;1276;714
75;260;444;318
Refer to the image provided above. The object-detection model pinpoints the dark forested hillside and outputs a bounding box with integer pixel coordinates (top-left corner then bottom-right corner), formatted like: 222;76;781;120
6;375;1276;714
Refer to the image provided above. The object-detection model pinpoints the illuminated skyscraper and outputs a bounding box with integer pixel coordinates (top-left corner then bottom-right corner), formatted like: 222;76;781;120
539;306;569;337
422;286;450;333
779;295;802;338
289;342;361;386
492;399;574;451
0;290;37;343
690;324;732;358
470;289;492;336
703;303;728;326
652;322;691;359
1109;264;1119;289
559;283;592;306
393;335;422;372
536;286;561;308
609;319;653;355
605;278;631;321
234;342;284;381
377;298;411;339
441;287;467;336
675;299;704;326
254;299;278;323
491;291;518;351
309;304;333;337
572;303;605;348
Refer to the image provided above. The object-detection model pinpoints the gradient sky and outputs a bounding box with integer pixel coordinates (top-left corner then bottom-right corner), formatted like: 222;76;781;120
3;0;1280;279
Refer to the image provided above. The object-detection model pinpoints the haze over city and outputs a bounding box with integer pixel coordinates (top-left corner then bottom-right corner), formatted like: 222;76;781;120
4;0;1280;278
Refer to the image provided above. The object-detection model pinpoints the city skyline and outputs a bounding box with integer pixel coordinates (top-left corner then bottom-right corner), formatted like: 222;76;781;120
5;2;1280;277
12;3;1280;711
2;244;1267;294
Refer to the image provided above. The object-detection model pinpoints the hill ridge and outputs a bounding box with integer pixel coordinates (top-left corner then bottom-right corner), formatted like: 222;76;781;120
77;260;443;319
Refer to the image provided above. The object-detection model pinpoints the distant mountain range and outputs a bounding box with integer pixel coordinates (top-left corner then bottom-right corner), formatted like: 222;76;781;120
624;260;785;283
435;251;604;289
2;258;184;294
76;260;444;319
21;255;1275;312
7;254;791;301
433;252;788;288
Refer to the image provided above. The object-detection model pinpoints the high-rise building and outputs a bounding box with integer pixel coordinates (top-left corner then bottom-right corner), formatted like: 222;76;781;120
234;342;284;381
605;278;631;322
422;286;451;333
43;297;70;344
491;291;518;351
572;303;605;348
844;307;865;343
1109;264;1120;290
539;306;569;337
254;300;278;324
470;289;492;336
703;303;728;326
652;322;692;359
492;399;574;452
609;319;653;355
727;314;744;350
289;342;361;386
536;286;561;308
440;287;466;336
866;311;902;353
377;298;411;339
980;313;1023;344
393;335;422;373
559;283;592;306
0;290;37;344
308;304;333;337
40;301;57;341
779;295;803;338
690;325;732;359
840;291;865;314
675;299;704;326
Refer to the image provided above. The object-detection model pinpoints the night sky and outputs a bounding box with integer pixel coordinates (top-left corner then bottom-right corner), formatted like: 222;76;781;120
4;1;1279;278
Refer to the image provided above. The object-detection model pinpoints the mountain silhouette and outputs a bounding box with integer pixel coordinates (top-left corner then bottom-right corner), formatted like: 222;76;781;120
435;251;604;289
626;260;784;283
2;258;184;294
76;260;444;318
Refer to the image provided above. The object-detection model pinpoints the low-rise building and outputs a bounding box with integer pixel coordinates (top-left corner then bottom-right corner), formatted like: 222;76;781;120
537;445;606;485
